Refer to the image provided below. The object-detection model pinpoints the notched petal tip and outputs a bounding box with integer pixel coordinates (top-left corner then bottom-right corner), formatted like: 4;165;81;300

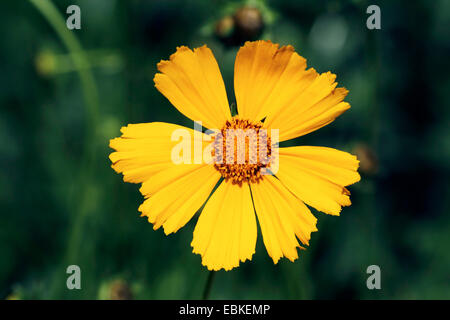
155;46;192;72
350;171;361;186
152;72;163;86
108;138;117;149
240;39;280;53
109;152;122;165
175;45;191;53
239;252;254;264
270;255;282;265
192;44;209;53
191;247;252;272
273;44;295;58
191;240;256;272
155;61;169;72
336;86;349;97
324;70;337;81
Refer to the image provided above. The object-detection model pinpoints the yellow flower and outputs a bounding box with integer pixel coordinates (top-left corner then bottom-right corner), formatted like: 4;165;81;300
109;40;360;271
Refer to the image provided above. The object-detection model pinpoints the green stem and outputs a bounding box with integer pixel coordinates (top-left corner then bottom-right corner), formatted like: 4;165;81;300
29;0;99;129
202;271;216;300
29;0;101;295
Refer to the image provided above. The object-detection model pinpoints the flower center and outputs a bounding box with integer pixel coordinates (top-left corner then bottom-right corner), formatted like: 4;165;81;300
212;117;272;185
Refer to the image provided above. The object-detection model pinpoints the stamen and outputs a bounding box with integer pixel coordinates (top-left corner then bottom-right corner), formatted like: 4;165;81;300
212;117;272;185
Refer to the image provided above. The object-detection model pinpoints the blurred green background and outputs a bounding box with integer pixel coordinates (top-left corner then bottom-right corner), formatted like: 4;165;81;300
1;0;449;300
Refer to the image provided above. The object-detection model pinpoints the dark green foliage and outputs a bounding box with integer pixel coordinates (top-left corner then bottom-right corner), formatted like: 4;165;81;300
0;0;449;299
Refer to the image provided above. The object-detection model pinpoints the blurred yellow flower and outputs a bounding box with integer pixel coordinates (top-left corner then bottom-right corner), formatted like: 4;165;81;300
109;40;360;271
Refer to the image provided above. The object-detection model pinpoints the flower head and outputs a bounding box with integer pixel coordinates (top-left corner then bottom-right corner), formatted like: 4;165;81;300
109;40;360;271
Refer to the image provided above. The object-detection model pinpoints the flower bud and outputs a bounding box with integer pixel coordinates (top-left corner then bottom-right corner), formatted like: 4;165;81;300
353;143;378;174
233;7;264;42
110;279;133;300
215;15;234;39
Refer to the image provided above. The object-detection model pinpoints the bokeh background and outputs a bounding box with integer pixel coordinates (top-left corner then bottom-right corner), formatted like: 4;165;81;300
1;0;449;300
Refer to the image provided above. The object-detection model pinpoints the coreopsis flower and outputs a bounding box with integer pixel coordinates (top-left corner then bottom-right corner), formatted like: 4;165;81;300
109;40;360;271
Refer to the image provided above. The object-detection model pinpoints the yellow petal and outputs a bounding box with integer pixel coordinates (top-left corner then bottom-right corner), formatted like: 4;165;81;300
139;164;206;198
234;41;349;140
139;165;221;235
270;87;350;142
234;41;350;141
154;45;231;129
109;122;207;184
234;40;303;121
263;69;349;141
192;182;256;271
251;176;317;264
277;146;360;216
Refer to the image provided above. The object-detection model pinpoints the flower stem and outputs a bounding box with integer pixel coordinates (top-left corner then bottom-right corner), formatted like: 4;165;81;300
29;0;101;297
29;0;99;130
202;271;216;300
